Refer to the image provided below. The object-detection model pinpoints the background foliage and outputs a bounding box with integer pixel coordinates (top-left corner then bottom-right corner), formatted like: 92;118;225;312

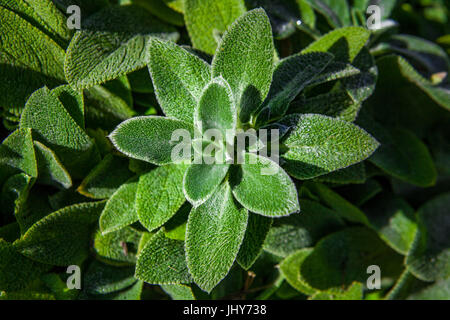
0;0;449;300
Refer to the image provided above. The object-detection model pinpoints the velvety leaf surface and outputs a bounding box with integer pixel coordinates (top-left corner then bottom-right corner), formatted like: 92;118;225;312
14;201;106;266
93;226;142;266
309;282;363;300
184;0;247;55
280;114;379;180
406;193;450;282
264;199;345;257
136;164;187;231
109;116;194;165
1;173;34;217
314;163;366;185
0;128;37;184
212;9;275;115
230;153;299;217
136;230;192;284
279;248;316;295
84;261;136;295
148;38;211;123
237;213;272;270
259;52;333;120
34;141;72;190
100;178;139;235
0;6;65;114
20;87;100;179
186;183;248;292
78;154;134;199
161;284;196;300
65;4;179;89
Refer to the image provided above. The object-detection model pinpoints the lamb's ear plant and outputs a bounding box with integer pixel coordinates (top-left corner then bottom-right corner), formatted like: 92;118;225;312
110;9;379;292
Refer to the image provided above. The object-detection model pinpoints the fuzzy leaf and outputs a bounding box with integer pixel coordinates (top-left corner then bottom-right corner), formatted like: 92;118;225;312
259;52;333;121
136;230;192;284
186;183;248;292
302;27;370;63
406;193;450;282
93;226;142;266
64;4;179;89
236;213;272;270
34;141;72;189
14;202;106;266
183;163;230;206
280;114;379;180
100;178;139;235
20;87;100;179
279;248;316;295
230;153;299;217
0;128;37;184
184;0;247;55
161;284;196;300
148;38;211;123
0;6;65;114
110;116;194;165
264;199;345;257
212;9;275;115
78;154;134;199
136;164;187;231
84;261;136;295
309;282;363;300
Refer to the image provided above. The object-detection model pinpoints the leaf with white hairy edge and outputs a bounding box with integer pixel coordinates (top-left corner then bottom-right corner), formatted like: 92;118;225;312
280;114;379;180
100;178;139;235
148;38;211;123
109;116;194;165
136;164;187;232
136;230;192;285
212;9;275;116
64;4;179;89
183;163;230;207
230;153;299;217
186;182;248;292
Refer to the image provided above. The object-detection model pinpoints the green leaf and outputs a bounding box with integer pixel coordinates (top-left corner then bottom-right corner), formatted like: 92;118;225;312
51;85;85;129
406;193;450;282
195;77;236;136
309;282;363;300
280;114;379;180
0;6;65;114
302;27;371;63
0;128;37;184
34;141;72;189
84;261;136;295
362;194;417;255
407;277;450;300
211;9;275;116
300;227;403;291
305;182;369;225
184;0;247;55
0;0;71;46
230;153;299;217
136;164;187;231
258;52;334;121
131;0;185;26
136;230;192;284
148;38;211;123
110;116;194;165
186;182;248;292
237;213;272;270
15;190;54;235
183;164;230;206
279;248;316;295
64;4;179;89
163;203;191;241
161;284;196;300
0;240;49;292
100;178;139;235
264;199;345;257
20;87;100;179
315;163;366;185
1;173;34;217
78;154;134;199
14;201;106;266
93;226;142;266
358;116;437;187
